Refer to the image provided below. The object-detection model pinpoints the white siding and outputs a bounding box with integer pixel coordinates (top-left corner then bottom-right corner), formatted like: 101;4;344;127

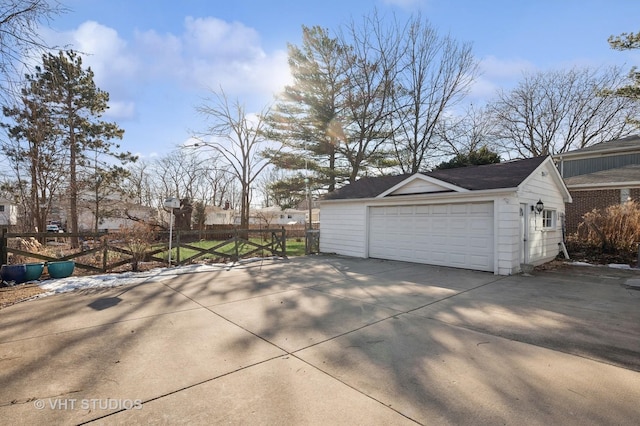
390;178;451;195
494;196;521;275
518;162;567;266
0;202;17;226
319;201;368;258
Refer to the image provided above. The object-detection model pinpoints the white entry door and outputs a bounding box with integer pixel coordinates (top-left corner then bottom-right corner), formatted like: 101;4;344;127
368;202;494;272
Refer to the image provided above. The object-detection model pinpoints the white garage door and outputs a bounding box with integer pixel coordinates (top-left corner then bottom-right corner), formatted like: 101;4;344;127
368;202;494;272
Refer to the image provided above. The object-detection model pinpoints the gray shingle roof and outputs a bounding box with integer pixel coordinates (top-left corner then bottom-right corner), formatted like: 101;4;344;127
555;135;640;157
563;164;640;186
324;156;548;200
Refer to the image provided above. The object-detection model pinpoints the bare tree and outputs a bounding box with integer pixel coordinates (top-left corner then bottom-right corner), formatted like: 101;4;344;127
194;89;273;230
153;148;207;202
337;10;403;182
0;0;64;101
488;66;640;157
392;14;478;173
122;159;155;207
437;105;498;159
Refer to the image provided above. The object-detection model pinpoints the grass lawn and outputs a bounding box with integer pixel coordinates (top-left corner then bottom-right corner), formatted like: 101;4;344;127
162;237;307;262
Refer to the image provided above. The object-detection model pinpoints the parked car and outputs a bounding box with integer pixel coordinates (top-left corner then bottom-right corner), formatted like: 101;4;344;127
46;224;62;233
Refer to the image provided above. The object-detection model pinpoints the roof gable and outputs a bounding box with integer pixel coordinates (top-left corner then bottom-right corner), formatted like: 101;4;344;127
519;156;572;202
378;174;467;197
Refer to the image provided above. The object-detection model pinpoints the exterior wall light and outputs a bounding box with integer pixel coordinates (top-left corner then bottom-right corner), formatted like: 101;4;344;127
535;199;544;213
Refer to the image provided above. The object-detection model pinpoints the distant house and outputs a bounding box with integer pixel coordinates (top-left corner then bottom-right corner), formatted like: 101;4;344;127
0;199;18;227
320;156;571;275
77;201;159;232
249;206;307;226
204;205;235;225
553;135;640;233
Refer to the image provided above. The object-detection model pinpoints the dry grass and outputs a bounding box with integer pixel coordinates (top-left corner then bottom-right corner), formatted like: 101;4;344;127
0;284;46;309
577;200;640;252
566;200;640;265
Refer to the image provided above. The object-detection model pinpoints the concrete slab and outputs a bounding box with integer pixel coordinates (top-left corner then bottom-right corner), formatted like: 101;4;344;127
412;271;640;370
0;281;201;342
211;287;398;352
1;257;639;424
0;308;284;425
163;258;349;307
311;277;460;312
94;356;416;425
296;314;640;425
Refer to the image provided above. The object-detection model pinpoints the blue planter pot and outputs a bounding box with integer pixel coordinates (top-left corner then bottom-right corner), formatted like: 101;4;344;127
47;261;75;279
1;264;27;284
24;262;45;281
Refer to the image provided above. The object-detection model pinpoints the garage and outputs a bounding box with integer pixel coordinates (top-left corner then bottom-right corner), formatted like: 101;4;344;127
368;202;494;271
320;156;573;275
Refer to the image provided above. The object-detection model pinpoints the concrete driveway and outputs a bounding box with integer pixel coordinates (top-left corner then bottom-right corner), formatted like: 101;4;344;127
1;256;639;425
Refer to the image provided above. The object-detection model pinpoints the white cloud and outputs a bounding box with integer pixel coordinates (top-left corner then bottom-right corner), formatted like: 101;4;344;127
479;55;535;79
381;0;428;9
183;16;263;60
134;16;291;102
467;55;537;100
104;100;136;120
44;21;139;88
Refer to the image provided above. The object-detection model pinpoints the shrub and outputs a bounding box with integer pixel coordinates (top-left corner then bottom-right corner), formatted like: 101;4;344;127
574;200;640;254
114;223;157;271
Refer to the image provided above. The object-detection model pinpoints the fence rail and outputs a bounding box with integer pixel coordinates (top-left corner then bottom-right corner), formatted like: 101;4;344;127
1;228;287;274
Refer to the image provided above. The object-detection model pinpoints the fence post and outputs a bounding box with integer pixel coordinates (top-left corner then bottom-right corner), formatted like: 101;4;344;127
176;230;181;265
281;227;286;257
1;228;7;265
102;236;108;272
234;228;239;261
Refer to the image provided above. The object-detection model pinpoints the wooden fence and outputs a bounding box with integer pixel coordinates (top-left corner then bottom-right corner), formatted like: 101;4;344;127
1;228;287;274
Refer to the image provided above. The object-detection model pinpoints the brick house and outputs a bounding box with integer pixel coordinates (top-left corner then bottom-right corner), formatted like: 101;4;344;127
554;135;640;234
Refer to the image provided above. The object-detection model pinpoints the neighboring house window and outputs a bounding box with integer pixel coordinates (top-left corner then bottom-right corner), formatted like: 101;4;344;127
287;214;292;219
0;205;4;212
542;210;555;229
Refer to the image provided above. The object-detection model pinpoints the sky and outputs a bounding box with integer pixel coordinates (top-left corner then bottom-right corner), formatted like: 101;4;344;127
37;0;640;160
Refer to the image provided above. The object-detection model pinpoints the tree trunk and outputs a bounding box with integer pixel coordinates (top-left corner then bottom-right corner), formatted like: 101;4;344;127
69;130;79;248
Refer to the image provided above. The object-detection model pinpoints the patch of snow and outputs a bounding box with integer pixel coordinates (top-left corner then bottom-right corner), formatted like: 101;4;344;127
607;264;632;269
38;257;280;295
569;261;593;267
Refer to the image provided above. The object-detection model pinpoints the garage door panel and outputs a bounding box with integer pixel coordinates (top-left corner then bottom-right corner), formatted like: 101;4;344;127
450;219;468;230
431;205;448;214
450;204;468;214
368;203;494;272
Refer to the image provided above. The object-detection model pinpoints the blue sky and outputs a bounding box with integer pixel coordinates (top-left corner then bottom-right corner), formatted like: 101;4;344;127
40;0;640;158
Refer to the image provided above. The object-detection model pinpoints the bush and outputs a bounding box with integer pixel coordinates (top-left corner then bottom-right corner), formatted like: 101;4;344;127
573;200;640;254
114;223;157;271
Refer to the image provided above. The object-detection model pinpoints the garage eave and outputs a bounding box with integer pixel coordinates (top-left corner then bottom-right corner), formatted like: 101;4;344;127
320;187;519;205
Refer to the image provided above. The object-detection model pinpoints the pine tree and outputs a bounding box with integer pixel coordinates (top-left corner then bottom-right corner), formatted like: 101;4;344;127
264;26;349;193
31;51;133;245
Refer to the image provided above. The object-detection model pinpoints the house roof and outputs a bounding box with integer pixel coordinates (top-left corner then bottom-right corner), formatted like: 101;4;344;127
323;156;549;200
563;164;640;187
553;134;640;159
